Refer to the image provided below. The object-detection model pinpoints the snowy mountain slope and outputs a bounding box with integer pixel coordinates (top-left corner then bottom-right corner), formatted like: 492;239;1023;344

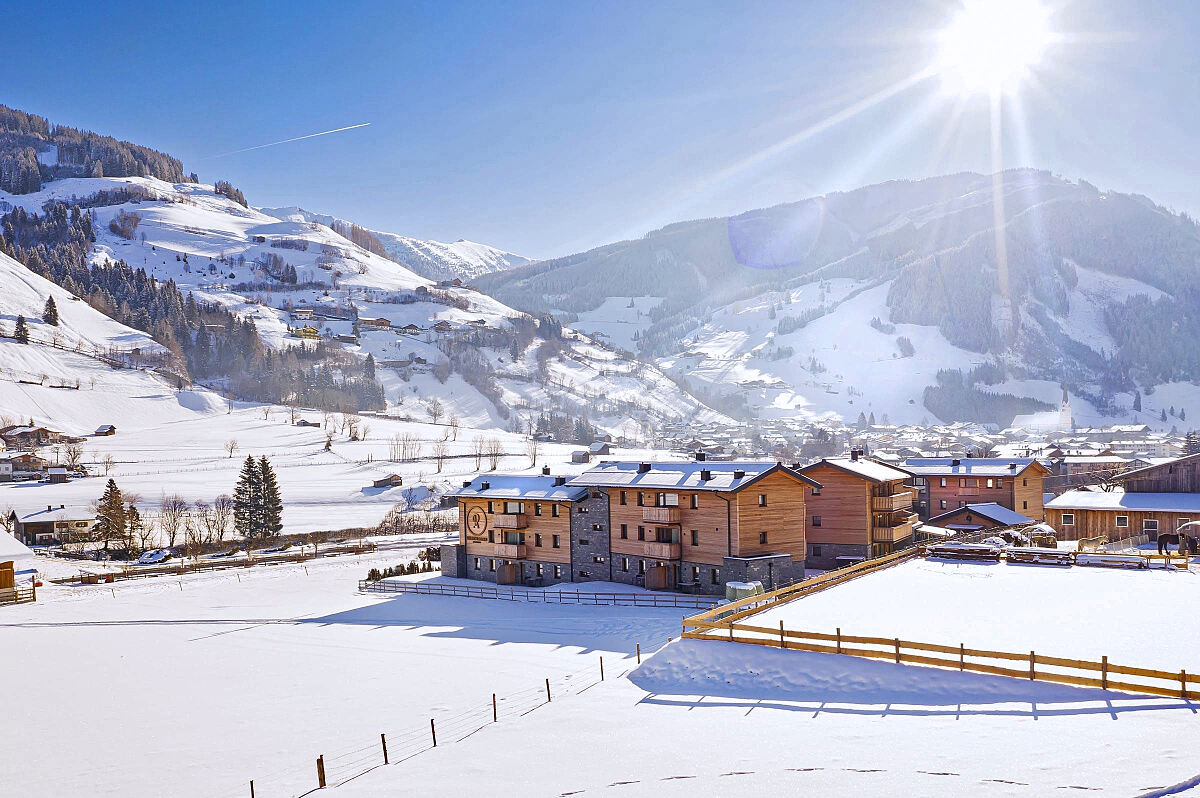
259;205;532;281
484;169;1200;427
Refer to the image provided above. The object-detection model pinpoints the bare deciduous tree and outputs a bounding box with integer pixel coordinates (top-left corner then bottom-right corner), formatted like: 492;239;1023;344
433;440;448;473
448;415;460;441
224;439;239;458
486;437;503;470
63;442;84;470
389;433;403;461
159;492;189;548
212;494;234;542
526;437;541;467
400;432;421;462
427;398;444;425
472;435;486;470
102;454;116;475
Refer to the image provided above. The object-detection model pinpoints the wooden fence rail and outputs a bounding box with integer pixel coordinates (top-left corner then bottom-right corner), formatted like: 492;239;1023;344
0;585;36;606
682;617;1199;701
359;579;720;609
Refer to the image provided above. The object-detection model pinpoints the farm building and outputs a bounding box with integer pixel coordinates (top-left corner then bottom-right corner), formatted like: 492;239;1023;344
45;467;69;484
372;474;403;489
94;424;117;436
571;450;591;464
1045;488;1200;541
926;502;1034;532
9;505;97;546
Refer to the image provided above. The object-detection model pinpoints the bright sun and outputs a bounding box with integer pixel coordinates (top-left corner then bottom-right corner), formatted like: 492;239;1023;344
937;0;1053;95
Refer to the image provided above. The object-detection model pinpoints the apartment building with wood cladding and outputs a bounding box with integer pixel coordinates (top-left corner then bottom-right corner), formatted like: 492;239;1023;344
797;453;917;570
902;457;1050;520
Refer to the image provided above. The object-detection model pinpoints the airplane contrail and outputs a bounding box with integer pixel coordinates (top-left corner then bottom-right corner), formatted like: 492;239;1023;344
203;122;371;159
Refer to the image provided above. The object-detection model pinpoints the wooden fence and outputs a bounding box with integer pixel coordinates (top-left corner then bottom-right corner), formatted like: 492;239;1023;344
0;585;36;606
360;579;720;609
681;617;1199;700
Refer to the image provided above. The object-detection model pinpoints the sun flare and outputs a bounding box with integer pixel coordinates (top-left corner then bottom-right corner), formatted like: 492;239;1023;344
936;0;1054;95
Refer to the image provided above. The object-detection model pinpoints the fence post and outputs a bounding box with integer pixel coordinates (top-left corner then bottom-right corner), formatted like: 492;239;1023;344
493;692;498;721
836;627;842;654
381;733;388;765
1183;669;1188;700
894;638;901;664
636;643;641;664
1101;656;1108;689
1029;651;1036;680
959;643;965;671
600;656;605;681
430;718;437;747
250;780;255;798
779;620;785;649
317;755;326;788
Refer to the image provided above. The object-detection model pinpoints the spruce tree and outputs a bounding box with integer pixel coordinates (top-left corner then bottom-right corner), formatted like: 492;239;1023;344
233;455;262;538
96;479;127;550
13;315;29;344
42;295;59;326
258;456;283;537
364;352;376;380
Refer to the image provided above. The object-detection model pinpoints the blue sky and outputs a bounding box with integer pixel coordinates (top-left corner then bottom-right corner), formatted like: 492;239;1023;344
5;0;1198;258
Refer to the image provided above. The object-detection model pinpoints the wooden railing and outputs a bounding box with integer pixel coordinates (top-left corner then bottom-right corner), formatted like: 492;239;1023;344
681;617;1199;701
490;513;529;530
360;579;719;608
642;506;681;524
871;491;914;512
0;585;36;606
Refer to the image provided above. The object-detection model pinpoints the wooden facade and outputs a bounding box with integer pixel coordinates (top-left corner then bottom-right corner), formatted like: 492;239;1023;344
457;496;574;571
1118;454;1200;493
799;460;916;561
1044;506;1195;541
921;464;1048;519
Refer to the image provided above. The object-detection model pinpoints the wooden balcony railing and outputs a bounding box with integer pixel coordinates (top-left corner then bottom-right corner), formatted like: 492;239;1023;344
641;541;682;560
491;513;529;529
872;516;916;542
871;491;914;512
642;506;681;523
493;543;527;558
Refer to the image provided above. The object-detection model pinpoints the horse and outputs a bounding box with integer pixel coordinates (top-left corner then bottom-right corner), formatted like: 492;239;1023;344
1076;535;1108;553
1158;532;1198;555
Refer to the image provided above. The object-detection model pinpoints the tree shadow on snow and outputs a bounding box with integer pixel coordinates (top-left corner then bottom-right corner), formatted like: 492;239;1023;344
629;640;1200;720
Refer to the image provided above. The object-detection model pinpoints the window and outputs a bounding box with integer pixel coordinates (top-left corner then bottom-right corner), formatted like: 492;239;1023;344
579;538;589;546
487;501;494;513
959;478;966;488
691;565;700;581
620;490;627;506
759;532;768;545
711;568;720;585
690;494;698;509
620;524;628;539
473;557;480;570
1022;478;1028;487
504;501;523;514
487;530;495;542
536;563;544;577
1116;515;1129;528
690;529;698;546
552;505;559;518
812;545;822;558
577;505;587;513
811;487;821;496
939;477;947;488
552;535;561;548
488;559;496;572
812;515;822;527
986;478;994;489
592;523;602;530
1144;519;1159;533
534;503;542;516
638;560;646;574
637;492;644;506
1022;501;1028;510
1062;513;1075;526
758;494;767;506
593;556;605;564
638;526;645;541
621;557;629;572
534;533;543;547
940;500;947;509
553;565;562;579
997;479;1005;489
656;492;679;507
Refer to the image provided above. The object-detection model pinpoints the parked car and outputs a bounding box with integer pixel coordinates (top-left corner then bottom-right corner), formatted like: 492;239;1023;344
136;548;173;565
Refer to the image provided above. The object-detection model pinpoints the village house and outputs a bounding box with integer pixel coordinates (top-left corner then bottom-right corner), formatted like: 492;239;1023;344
93;424;117;436
292;326;319;340
796;453;917;569
0;425;64;450
902;457;1050;520
359;317;391;330
371;474;403;489
568;458;820;593
926;502;1034;533
9;505;97;546
0;457;12;482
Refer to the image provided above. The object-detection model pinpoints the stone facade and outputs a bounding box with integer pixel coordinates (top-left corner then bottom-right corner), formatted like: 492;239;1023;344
440;543;466;579
570;489;612;582
804;542;868;571
721;553;804;591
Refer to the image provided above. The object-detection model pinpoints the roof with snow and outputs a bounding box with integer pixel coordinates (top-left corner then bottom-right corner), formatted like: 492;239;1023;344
449;475;588;502
1046;489;1200;513
0;529;34;561
927;502;1034;527
800;457;911;483
570;461;819;492
13;506;97;523
901;457;1049;477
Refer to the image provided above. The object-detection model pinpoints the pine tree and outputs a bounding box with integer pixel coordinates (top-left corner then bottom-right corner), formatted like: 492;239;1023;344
856;411;867;428
868;412;876;426
233;455;262;538
258;456;283;538
364;352;376;380
13;314;29;344
1162;409;1169;423
42;295;59;326
1133;391;1142;412
95;478;127;550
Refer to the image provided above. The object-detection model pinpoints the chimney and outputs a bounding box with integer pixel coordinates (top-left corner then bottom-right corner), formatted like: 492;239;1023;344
480;481;490;490
462;480;472;488
951;458;961;467
733;469;746;479
553;476;566;486
59;504;65;510
850;449;860;462
638;462;651;473
694;450;706;461
1008;462;1017;470
542;465;551;475
791;462;802;470
700;469;712;481
47;505;52;512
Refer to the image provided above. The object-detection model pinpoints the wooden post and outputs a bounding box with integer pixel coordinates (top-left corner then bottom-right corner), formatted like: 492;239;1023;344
1029;651;1036;680
959;643;965;671
1182;670;1188;700
316;755;326;788
381;733;388;765
493;693;498;721
545;678;551;702
836;627;842;654
179;580;183;591
1101;656;1108;689
779;620;785;649
728;622;734;641
430;718;437;747
894;638;901;664
600;656;605;681
250;780;255;798
636;643;641;664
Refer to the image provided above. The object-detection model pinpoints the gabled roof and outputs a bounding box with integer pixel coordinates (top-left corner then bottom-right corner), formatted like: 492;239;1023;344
569;461;820;492
449;474;588;502
927;502;1034;527
901;457;1050;477
0;529;33;560
14;506;96;523
800;457;911;484
1113;453;1198;482
1046;489;1200;513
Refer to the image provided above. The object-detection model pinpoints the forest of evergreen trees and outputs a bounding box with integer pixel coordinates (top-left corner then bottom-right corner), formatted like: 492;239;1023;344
0;105;187;194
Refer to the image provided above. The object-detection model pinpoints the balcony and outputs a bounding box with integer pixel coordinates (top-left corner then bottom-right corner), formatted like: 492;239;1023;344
491;513;529;530
871;490;915;512
642;506;681;524
872;515;916;543
494;543;527;558
640;541;682;560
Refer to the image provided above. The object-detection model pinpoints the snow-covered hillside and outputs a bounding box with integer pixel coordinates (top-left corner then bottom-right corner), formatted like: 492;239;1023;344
260;205;531;281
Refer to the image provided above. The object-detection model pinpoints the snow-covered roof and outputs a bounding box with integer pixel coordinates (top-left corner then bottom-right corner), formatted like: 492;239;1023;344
449;475;589;502
801;457;910;483
928;502;1033;526
570;461;819;492
1046;489;1200;513
14;506;96;523
901;457;1047;477
0;530;34;561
